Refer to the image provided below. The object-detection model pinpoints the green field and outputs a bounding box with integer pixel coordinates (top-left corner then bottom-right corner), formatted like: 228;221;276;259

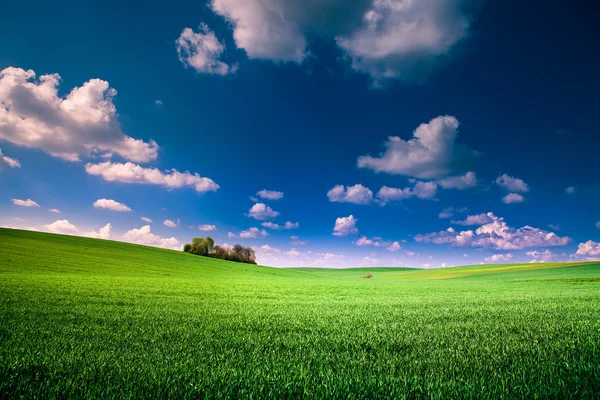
1;228;599;398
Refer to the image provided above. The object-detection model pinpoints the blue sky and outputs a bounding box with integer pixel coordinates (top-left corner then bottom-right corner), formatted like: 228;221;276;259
1;0;599;267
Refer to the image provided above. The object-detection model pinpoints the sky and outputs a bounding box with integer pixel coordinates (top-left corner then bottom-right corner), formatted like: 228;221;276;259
1;0;599;268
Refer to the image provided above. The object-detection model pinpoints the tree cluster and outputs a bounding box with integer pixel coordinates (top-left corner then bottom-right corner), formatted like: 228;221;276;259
183;237;257;264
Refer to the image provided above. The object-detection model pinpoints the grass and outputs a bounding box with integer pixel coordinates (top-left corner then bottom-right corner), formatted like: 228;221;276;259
1;228;599;398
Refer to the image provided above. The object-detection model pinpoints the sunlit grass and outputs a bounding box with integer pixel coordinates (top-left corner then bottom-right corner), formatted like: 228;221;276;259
1;228;599;398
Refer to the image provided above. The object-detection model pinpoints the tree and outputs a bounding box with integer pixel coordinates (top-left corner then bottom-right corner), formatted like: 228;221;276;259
183;237;258;265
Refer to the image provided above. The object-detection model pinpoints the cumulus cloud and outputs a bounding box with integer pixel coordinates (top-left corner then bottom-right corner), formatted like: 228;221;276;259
439;206;468;219
0;148;20;169
451;213;493;226
416;212;571;250
377;181;438;203
93;198;132;212
502;193;525;204
208;0;479;82
0;67;158;162
84;223;112;240
256;189;284;200
386;241;402;252
12;198;39;207
437;171;477;189
198;224;217;231
141;217;152;223
286;248;301;257
495;174;530;193
228;232;236;238
238;227;269;238
355;236;392;248
312;252;346;267
336;0;479;82
333;215;359;236
48;208;61;213
176;24;236;75
361;256;379;265
483;253;514;263
358;116;477;179
261;221;298;230
526;249;552;262
327;184;374;204
44;219;78;235
247;203;280;220
575;241;600;258
123;225;181;250
260;244;280;253
164;219;180;228
85;161;219;193
284;221;299;229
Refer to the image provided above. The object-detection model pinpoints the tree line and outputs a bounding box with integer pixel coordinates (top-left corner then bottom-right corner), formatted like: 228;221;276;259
183;237;257;264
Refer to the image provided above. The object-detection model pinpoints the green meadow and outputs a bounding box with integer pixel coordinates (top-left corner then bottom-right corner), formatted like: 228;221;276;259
1;228;599;398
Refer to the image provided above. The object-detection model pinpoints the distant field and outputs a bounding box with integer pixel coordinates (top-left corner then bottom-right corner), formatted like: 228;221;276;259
1;228;599;398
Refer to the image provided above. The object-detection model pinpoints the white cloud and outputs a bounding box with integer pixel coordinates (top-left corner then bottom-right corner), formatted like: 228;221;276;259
247;203;280;220
141;217;152;223
386;241;402;252
210;0;314;63
198;224;217;231
85;161;219;193
261;221;299;230
123;225;181;250
565;186;576;194
416;212;571;250
48;208;61;213
260;244;280;253
483;253;514;263
358;116;477;179
355;236;391;248
0;148;20;169
437;171;477;189
286;248;301;257
228;232;236;238
12;198;39;207
336;0;478;82
164;219;180;228
526;249;552;262
155;100;163;106
451;213;493;226
361;256;379;265
327;184;373;205
333;215;359;236
596;221;600;229
93;198;132;212
176;24;236;75
495;174;530;193
576;240;600;258
377;181;438;203
261;222;280;230
208;0;479;82
257;189;284;200
439;206;468;219
502;193;525;204
0;67;158;163
312;252;346;267
44;219;78;235
84;223;112;240
239;227;269;238
284;221;299;230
